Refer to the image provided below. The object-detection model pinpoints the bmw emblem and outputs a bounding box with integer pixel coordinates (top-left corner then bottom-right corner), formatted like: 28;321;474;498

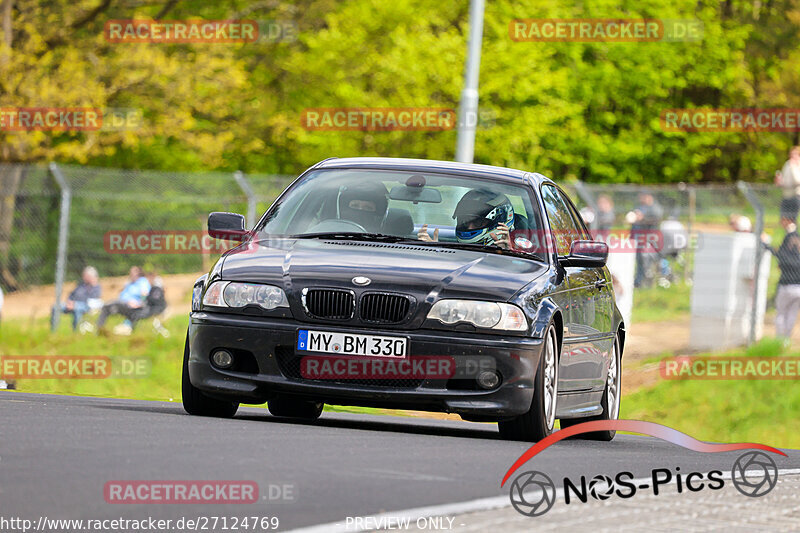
352;276;371;286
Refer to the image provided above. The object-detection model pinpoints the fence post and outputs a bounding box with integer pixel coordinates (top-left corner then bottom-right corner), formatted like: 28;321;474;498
233;171;257;229
686;184;696;281
737;181;764;346
49;162;71;332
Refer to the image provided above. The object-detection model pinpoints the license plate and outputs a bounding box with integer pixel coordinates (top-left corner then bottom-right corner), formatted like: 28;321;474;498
297;330;407;358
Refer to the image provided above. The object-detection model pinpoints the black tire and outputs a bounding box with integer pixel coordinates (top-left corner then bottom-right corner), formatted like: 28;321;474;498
268;396;324;419
498;324;560;442
560;332;621;441
182;332;239;418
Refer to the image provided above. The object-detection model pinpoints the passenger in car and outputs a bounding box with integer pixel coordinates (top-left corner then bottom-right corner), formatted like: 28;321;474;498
417;189;515;249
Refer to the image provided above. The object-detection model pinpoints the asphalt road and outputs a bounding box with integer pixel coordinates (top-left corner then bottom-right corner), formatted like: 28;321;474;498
2;392;800;531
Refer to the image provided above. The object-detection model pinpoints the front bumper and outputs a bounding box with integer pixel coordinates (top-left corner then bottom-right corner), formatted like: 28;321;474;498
188;311;543;418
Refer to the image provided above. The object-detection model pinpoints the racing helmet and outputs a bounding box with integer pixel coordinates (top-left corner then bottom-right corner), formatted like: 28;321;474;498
338;181;389;232
452;189;515;245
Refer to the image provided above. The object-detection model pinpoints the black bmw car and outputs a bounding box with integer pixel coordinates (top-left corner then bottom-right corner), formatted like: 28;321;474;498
183;157;625;442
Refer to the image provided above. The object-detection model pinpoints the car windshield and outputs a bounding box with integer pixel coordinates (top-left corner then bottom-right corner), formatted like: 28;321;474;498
256;169;542;254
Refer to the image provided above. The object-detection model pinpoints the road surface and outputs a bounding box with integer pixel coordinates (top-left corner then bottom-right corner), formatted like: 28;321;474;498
2;393;799;531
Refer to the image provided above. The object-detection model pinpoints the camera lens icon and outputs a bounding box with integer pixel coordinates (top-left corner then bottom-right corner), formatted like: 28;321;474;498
588;474;615;500
732;451;778;498
509;471;557;517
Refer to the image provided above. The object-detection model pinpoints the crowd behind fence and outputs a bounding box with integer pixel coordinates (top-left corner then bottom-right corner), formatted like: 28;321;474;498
0;162;792;344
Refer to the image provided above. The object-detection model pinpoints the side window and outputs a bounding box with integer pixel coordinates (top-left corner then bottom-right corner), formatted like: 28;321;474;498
560;191;592;240
541;184;582;256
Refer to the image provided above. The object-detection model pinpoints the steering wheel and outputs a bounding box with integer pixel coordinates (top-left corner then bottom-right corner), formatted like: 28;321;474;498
306;219;368;233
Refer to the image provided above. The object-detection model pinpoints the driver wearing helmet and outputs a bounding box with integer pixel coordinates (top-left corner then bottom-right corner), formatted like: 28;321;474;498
418;189;515;249
338;181;389;233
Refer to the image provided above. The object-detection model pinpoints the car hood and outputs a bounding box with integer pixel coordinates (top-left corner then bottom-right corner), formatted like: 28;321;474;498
220;238;547;304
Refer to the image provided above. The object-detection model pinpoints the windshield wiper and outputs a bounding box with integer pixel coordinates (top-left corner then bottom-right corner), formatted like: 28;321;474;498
291;233;544;261
292;232;406;243
404;239;545;261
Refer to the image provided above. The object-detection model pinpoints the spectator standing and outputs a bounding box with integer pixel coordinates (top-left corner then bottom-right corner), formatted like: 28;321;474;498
775;146;800;220
52;266;101;331
96;266;150;332
629;192;664;288
595;194;616;231
762;216;800;343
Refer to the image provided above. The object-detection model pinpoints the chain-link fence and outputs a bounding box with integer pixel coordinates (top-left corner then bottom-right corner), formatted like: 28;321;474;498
568;182;788;351
0;162;292;295
0;164;58;293
1;161;794;348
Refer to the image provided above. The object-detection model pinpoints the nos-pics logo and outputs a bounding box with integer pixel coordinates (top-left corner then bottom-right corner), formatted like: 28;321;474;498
501;420;784;517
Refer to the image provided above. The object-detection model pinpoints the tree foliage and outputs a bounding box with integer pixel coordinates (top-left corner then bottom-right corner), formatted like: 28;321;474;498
2;0;800;182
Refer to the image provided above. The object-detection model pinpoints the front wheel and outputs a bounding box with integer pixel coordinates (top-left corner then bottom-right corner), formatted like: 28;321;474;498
181;332;239;418
498;324;559;441
560;333;621;440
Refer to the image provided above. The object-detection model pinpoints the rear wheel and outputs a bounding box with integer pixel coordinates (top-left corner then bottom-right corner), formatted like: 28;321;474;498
182;333;239;418
560;333;621;440
268;396;324;420
498;324;559;441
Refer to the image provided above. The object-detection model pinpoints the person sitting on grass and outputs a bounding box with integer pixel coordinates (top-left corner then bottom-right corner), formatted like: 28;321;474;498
96;266;150;334
115;271;168;336
52;266;102;331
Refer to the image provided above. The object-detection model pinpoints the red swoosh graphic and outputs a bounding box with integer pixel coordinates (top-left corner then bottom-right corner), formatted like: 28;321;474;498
501;419;786;487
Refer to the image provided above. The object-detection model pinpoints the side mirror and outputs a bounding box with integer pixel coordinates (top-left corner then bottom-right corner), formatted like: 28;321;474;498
560;240;608;268
208;212;248;240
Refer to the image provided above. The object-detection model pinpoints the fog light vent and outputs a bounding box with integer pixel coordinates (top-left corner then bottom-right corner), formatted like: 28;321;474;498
211;350;234;369
476;370;501;390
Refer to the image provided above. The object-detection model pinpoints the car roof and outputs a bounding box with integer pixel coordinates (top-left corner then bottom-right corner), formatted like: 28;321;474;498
314;157;554;186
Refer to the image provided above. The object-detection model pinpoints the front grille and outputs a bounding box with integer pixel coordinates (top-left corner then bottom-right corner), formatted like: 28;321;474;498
275;347;423;389
303;289;354;320
360;293;411;324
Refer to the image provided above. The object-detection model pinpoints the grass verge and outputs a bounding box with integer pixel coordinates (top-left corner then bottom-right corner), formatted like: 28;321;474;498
2;318;798;446
622;338;800;448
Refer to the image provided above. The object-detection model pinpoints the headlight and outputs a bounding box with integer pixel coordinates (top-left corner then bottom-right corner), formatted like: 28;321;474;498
202;281;288;310
427;300;527;331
